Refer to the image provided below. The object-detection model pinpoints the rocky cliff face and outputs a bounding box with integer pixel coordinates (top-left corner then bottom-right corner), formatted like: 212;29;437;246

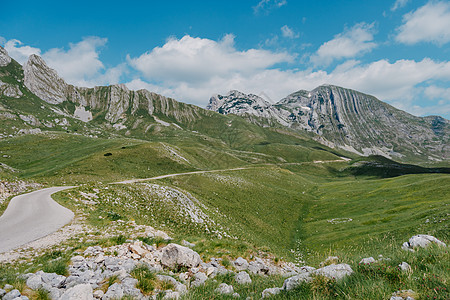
208;86;449;161
22;54;207;125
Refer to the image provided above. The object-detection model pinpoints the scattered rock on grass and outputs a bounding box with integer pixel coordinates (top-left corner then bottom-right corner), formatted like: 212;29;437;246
235;271;252;284
262;287;282;298
160;243;202;269
215;283;234;294
402;235;446;251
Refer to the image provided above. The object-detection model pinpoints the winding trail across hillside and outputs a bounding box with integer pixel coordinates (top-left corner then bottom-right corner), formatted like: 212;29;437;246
0;186;74;253
0;158;349;253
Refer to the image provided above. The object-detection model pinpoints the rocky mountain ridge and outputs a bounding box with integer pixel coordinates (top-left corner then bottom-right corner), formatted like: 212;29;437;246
208;87;449;161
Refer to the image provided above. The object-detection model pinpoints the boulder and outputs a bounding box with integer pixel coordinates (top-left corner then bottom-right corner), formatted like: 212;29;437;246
282;273;312;291
313;263;353;280
359;257;376;264
235;271;252;284
402;235;446;251
0;289;6;297
215;283;234;294
3;289;21;300
233;257;249;271
262;287;282;298
160;244;202;269
191;272;208;287
59;284;93;300
26;274;43;290
399;262;411;273
103;283;123;300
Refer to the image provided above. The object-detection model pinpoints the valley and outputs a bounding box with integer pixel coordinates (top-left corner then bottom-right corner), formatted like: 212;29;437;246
0;45;449;299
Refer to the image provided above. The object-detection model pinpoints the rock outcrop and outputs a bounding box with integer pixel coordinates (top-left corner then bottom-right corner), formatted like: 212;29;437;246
402;234;447;251
0;46;11;67
208;87;449;161
22;54;208;125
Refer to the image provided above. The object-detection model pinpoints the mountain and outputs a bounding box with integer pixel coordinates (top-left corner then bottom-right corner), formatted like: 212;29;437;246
208;87;449;162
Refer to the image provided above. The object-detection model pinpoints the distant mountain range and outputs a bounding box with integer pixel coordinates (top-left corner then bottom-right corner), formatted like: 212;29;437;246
207;87;449;162
0;45;448;163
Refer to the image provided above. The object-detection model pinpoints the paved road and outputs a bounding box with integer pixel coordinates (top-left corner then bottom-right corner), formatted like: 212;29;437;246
0;159;349;253
0;186;74;253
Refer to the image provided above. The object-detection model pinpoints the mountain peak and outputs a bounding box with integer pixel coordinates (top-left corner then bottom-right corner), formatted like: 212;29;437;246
0;46;12;67
23;54;68;104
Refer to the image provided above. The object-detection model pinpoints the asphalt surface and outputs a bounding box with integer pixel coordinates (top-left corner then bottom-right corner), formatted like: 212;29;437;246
0;186;74;253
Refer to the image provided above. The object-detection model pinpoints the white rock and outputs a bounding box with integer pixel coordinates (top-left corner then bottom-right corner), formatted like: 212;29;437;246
235;271;252;284
402;235;446;251
59;284;93;300
399;262;411;273
359;257;376;264
215;283;234;294
262;287;282;298
26;274;43;290
0;46;12;66
160;243;202;269
103;283;123;300
313;263;353;280
3;289;21;300
191;272;208;287
93;290;104;299
282;273;312;291
233;257;249;271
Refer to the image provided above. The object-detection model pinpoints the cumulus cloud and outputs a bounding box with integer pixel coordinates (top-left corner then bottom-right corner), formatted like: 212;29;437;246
391;0;409;11
424;85;450;100
311;23;377;67
281;25;299;39
395;1;450;45
127;34;293;84
3;39;41;64
126;33;450;117
2;37;125;87
253;0;287;14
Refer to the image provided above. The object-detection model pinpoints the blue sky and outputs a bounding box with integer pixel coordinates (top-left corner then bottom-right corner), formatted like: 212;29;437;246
1;0;450;118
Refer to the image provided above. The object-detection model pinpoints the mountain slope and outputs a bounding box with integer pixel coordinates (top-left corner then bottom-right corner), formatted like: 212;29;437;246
208;87;449;162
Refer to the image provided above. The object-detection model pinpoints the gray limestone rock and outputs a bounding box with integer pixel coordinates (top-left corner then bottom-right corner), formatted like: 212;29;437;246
26;274;43;290
103;283;123;300
235;271;252;284
59;283;93;300
402;235;446;251
262;287;282;298
3;289;21;300
359;257;376;264
0;46;11;66
313;263;354;280
399;262;412;273
282;273;312;291
191;272;208;287
160;243;202;269
233;257;249;271
215;283;234;294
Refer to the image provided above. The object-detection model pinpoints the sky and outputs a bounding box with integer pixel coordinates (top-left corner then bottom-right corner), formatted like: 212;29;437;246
1;0;450;118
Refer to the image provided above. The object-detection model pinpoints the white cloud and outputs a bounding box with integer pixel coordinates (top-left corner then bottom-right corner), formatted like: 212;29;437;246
127;34;450;117
391;0;409;12
253;0;287;14
281;25;299;39
396;1;450;45
42;37;108;86
311;23;377;66
3;39;41;64
127;34;293;84
2;37;125;87
424;85;450;100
